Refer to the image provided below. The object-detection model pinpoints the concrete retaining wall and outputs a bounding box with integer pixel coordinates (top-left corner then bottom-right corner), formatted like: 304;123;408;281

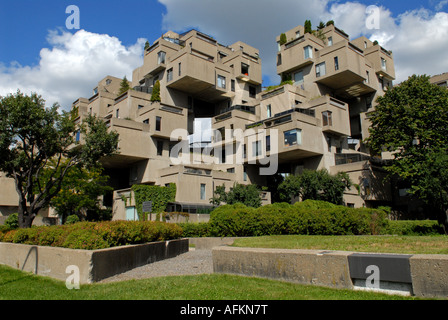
0;238;189;284
212;246;448;298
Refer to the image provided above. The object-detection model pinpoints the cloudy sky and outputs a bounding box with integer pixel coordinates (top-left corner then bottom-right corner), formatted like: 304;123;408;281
0;0;447;110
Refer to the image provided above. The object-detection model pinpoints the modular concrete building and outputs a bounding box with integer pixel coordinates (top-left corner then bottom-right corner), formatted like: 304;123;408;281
1;25;403;223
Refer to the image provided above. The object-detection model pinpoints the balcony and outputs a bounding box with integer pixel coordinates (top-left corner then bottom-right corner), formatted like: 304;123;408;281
314;42;376;98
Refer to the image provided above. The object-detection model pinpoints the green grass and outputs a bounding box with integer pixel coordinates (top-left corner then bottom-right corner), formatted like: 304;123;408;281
232;235;448;255
0;265;424;300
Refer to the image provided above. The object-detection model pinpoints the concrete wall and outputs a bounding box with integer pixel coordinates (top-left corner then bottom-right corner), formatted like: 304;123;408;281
212;246;448;298
0;239;188;284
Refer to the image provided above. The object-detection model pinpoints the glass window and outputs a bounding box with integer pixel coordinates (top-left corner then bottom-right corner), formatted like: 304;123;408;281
241;63;249;75
167;68;173;82
328;37;333;46
322;111;332;126
381;58;387;70
267;105;272;118
156;116;161;131
252;141;262;157
200;184;206;200
217;75;226;89
294;71;304;86
334;57;339;71
316;62;326;77
158;51;166;64
249;86;256;98
304;46;313;59
284;129;302;147
231;79;235;92
266;135;271;152
157;140;163;156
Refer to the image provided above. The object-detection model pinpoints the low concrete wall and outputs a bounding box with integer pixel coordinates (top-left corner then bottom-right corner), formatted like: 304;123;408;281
189;237;242;250
212;246;448;298
212;247;353;290
0;238;189;284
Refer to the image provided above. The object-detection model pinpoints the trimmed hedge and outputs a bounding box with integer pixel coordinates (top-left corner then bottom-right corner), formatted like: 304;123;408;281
0;221;183;250
384;220;445;236
207;201;389;237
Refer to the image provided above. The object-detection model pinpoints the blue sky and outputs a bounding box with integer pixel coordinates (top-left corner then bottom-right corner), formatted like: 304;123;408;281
0;0;447;109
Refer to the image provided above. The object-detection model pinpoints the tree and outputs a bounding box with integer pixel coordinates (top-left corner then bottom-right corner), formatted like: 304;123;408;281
366;75;448;229
46;162;113;223
278;169;352;205
326;20;335;27
118;76;131;96
210;183;262;208
0;91;119;228
304;20;312;34
279;33;287;46
144;40;150;51
151;80;161;102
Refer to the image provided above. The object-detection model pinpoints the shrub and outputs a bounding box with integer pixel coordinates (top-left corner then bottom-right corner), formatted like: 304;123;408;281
383;220;445;235
5;213;19;229
65;215;80;225
178;223;211;238
1;220;183;250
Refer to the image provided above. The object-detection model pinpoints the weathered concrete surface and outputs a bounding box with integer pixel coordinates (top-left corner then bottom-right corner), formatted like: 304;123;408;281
410;254;448;298
0;239;189;284
212;246;353;290
189;237;242;250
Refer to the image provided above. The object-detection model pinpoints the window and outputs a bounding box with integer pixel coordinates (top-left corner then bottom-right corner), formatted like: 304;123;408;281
381;58;387;70
328;37;333;46
178;63;182;76
167;68;173;82
249;86;256;98
295;31;301;38
221;149;226;164
322;111;333;126
304;45;313;59
316;62;326;77
75;130;81;142
217;75;226;89
243;167;248;181
284;129;302;147
267;104;272;118
156;116;161;131
106;79;112;85
116;109;119;118
143;119;149;124
158;51;166;64
277;54;282;65
227;168;235;173
365;71;370;84
334;57;339;71
242;144;247;159
138;105;144;110
200;184;206;200
157;140;164;156
294;71;304;86
252;141;262;157
241;63;249;76
231;79;235;92
266;135;271;152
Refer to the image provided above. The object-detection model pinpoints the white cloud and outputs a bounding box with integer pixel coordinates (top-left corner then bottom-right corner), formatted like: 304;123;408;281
0;29;146;111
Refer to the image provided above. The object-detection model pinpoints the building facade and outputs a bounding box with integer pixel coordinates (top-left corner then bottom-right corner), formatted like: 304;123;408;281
1;25;400;223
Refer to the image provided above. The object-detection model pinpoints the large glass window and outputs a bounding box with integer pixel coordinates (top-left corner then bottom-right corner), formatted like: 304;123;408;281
381;58;387;70
304;45;313;59
158;51;166;64
294;71;304;86
322;111;333;126
217;75;226;89
252;141;262;157
284;129;302;147
316;62;326;77
167;68;173;82
200;184;206;200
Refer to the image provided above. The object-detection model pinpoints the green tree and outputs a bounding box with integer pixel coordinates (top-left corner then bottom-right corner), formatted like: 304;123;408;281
46;162;113;223
144;40;150;51
279;33;287;46
366;75;448;229
304;20;312;34
211;183;262;208
151;80;161;102
118;76;131;95
278;169;352;205
0;91;119;228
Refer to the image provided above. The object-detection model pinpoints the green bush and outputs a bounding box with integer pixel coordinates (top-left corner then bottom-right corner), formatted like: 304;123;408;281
177;223;211;238
65;215;80;225
383;220;445;235
1;220;183;250
207;201;388;237
5;213;19;229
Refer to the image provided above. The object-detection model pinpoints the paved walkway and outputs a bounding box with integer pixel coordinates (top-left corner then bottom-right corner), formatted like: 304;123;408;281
99;249;214;283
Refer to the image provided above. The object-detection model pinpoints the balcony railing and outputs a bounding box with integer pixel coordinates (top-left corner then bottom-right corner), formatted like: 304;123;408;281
335;153;371;165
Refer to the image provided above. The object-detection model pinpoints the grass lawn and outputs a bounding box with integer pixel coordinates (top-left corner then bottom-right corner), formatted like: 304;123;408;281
232;235;448;254
0;265;424;300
